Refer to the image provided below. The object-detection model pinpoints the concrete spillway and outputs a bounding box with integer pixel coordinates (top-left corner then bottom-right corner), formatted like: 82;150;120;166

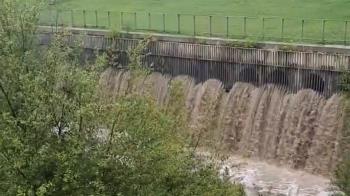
100;68;344;176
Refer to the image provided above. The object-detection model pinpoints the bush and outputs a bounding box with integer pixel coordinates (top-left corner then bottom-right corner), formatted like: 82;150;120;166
0;1;245;195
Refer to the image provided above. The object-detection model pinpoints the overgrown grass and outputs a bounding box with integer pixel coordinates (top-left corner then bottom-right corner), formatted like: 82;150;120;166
51;0;350;19
41;0;350;44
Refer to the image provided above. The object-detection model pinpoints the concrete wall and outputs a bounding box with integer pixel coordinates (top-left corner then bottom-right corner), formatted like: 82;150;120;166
38;27;347;97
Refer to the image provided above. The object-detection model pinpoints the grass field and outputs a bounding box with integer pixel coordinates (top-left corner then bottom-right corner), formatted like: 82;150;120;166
40;0;350;44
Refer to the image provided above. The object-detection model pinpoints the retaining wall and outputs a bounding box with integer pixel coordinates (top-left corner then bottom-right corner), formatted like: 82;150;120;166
38;27;350;96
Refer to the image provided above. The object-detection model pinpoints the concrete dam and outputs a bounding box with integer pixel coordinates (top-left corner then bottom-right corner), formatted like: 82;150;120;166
39;28;349;171
39;27;349;194
38;27;350;97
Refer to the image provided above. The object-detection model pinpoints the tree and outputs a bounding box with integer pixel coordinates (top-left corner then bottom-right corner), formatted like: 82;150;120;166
0;1;244;195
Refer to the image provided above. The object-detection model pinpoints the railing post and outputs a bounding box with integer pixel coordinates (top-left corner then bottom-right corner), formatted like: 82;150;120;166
95;10;98;27
322;19;326;44
177;14;180;34
244;16;247;38
49;8;53;27
193;15;196;36
148;12;151;30
120;12;124;30
134;12;137;30
301;19;304;42
71;10;74;27
344;21;348;45
226;16;229;38
262;17;265;40
281;18;285;40
83;10;86;28
56;10;60;30
108;11;111;27
162;13;166;32
209;15;212;36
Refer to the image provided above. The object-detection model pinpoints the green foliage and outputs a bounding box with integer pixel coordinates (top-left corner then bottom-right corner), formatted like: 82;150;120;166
279;44;298;52
127;36;151;71
0;1;245;195
107;29;121;40
225;40;259;49
339;71;350;92
127;36;153;87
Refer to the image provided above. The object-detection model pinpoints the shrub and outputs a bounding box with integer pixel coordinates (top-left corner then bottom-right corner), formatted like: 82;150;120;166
0;1;245;195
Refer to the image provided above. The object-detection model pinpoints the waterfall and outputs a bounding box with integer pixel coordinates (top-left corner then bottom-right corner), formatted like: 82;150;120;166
100;68;344;176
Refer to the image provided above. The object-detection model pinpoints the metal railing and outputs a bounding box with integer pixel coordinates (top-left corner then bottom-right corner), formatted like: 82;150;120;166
39;9;350;45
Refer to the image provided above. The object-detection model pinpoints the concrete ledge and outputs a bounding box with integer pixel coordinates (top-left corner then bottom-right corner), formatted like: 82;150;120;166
38;26;350;55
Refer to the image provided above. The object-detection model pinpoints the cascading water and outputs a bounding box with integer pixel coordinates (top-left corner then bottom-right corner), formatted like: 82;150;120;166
100;68;345;195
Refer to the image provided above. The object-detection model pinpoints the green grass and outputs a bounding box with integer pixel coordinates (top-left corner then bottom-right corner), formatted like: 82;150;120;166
40;0;350;44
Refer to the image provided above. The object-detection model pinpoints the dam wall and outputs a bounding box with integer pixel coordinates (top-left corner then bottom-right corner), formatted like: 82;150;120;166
36;27;348;177
38;27;350;96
